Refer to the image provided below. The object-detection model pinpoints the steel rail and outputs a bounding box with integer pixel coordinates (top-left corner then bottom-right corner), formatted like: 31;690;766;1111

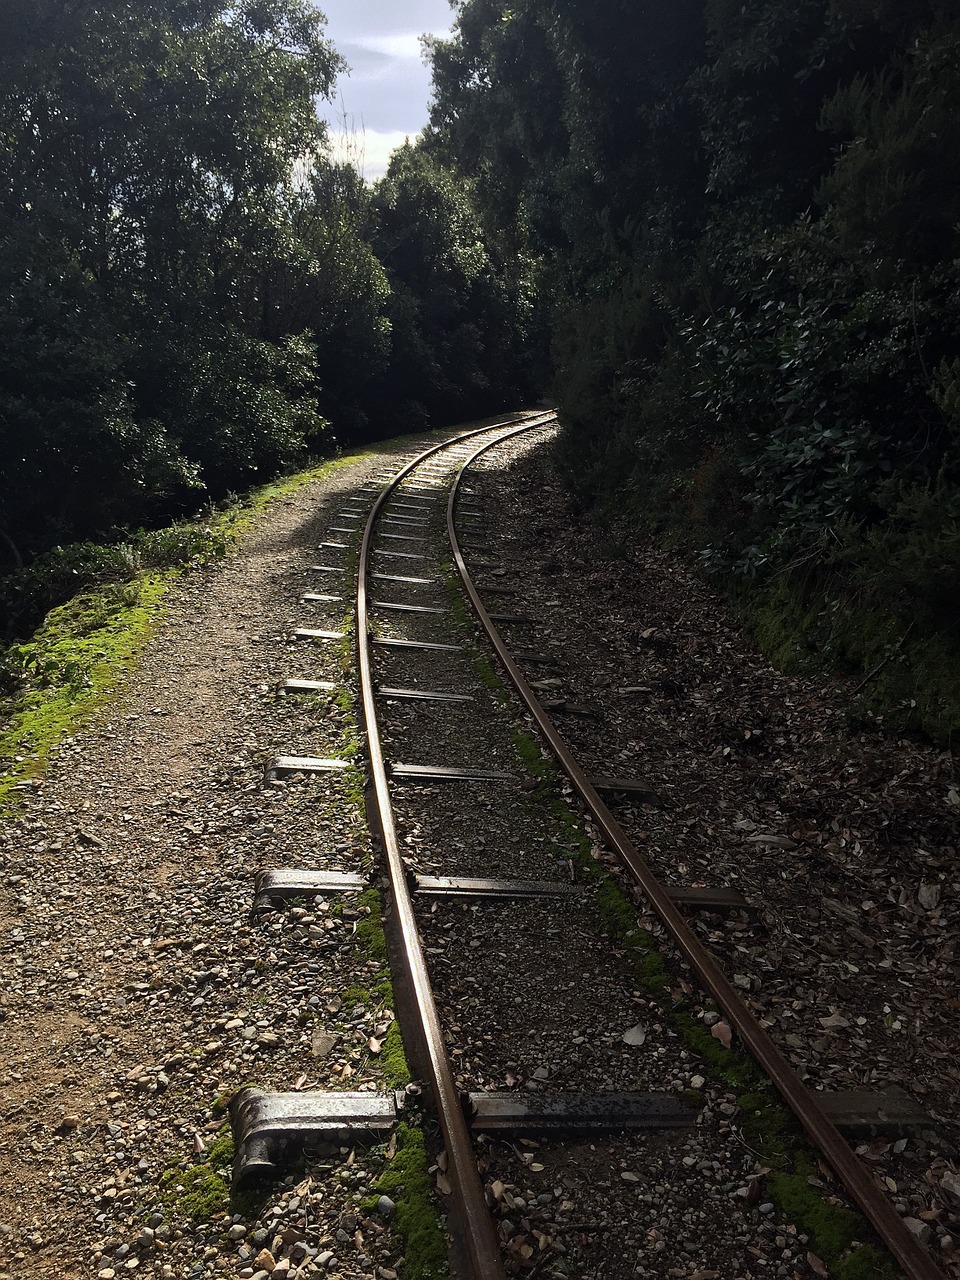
356;411;555;1280
447;423;942;1280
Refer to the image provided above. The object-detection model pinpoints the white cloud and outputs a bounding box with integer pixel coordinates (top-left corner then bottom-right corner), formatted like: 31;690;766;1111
326;128;414;181
354;33;425;60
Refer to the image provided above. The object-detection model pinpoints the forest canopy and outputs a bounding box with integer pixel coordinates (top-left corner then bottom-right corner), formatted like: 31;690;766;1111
0;0;530;587
420;0;960;739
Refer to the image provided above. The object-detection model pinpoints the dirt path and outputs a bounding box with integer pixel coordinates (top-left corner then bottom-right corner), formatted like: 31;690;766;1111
0;449;402;1279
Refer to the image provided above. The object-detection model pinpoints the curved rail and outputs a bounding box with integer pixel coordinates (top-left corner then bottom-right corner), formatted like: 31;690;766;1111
355;411;555;1280
447;425;942;1280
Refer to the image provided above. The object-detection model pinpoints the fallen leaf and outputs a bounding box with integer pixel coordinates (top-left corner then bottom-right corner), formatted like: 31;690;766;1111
436;1172;452;1195
818;1013;850;1030
807;1251;829;1277
312;1029;337;1059
622;1023;647;1046
367;1036;382;1054
745;833;797;849
711;1020;732;1049
918;881;941;910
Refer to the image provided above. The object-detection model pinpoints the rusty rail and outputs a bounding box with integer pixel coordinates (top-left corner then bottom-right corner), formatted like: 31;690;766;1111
447;423;942;1280
355;411;555;1280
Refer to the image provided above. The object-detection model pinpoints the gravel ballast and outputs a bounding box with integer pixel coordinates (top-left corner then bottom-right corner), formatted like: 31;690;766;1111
2;420;956;1280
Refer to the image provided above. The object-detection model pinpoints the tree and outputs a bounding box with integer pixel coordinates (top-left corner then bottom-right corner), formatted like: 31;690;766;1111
0;0;343;555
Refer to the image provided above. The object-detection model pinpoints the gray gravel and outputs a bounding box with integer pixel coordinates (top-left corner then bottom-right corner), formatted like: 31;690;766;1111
0;440;440;1280
3;416;943;1280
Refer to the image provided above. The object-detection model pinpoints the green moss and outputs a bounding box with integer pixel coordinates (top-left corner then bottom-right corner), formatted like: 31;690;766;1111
356;889;388;962
335;686;354;716
441;563;508;703
0;573;170;807
160;1127;234;1223
341;983;376;1010
0;444;381;812
364;1123;448;1279
836;1247;897;1280
510;726;552;784
324;608;370;823
474;654;506;700
770;1163;861;1256
381;1021;410;1088
210;1083;262;1119
343;893;410;1088
340;976;394;1012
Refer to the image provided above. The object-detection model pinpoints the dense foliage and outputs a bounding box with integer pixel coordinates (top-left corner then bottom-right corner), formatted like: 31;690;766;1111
0;0;531;626
421;0;960;741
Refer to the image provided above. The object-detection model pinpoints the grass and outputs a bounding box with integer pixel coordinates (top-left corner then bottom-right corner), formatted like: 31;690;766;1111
0;448;374;812
0;574;169;808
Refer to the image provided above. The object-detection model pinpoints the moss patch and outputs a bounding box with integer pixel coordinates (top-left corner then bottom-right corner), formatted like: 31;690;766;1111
0;445;378;812
364;1123;448;1280
343;890;410;1089
381;1021;410;1089
355;889;389;963
442;562;508;703
159;1127;234;1223
0;573;170;807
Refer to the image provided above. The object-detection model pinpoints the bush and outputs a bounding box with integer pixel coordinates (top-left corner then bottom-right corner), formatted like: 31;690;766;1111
0;524;228;648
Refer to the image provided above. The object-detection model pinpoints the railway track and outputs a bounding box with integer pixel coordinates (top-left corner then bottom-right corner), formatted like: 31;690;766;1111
233;414;945;1280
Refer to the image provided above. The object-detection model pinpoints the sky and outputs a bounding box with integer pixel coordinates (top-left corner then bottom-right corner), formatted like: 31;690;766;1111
316;0;456;181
